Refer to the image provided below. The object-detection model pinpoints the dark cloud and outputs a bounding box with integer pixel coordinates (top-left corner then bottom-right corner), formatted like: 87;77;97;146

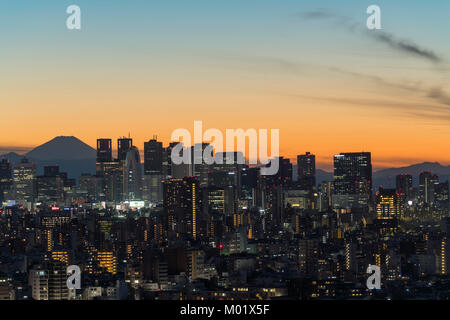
428;87;450;105
368;31;442;63
299;10;443;64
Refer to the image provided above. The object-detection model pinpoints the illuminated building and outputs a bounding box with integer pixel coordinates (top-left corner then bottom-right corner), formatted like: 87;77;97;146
36;166;65;204
163;177;200;240
434;182;449;209
13;157;36;206
419;171;438;205
332;152;372;209
45;253;69;300
29;269;48;300
97;160;123;202
86;251;117;275
376;187;404;219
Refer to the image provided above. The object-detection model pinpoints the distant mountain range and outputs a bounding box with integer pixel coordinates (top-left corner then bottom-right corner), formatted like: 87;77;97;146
295;163;450;190
1;137;449;188
0;136;96;179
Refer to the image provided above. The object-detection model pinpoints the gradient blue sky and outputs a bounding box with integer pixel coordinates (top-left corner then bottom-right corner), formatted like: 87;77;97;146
1;1;449;169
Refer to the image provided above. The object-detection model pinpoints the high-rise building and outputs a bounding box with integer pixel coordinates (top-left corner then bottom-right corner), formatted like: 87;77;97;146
46;254;69;300
0;158;12;201
144;138;163;175
13;157;37;206
396;174;413;201
191;143;211;188
97;139;112;163
163;177;200;240
297;152;316;192
419;172;439;205
123;146;142;200
332;152;372;209
376;187;404;219
278;157;293;184
118;137;133;161
434;182;449;209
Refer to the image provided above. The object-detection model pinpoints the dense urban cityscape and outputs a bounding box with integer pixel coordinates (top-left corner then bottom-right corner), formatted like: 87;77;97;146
0;136;449;300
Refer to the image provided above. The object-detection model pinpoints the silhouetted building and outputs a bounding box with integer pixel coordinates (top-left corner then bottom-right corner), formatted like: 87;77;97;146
118;138;133;161
97;139;112;163
144;138;163;175
297;152;316;192
0;158;12;201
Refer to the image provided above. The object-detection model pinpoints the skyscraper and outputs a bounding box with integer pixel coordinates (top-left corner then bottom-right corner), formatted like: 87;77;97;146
123;146;142;200
297;152;316;192
332;152;372;209
396;174;413;200
163;177;200;240
13;157;36;206
419;172;439;205
144;138;163;175
0;158;12;201
97;139;112;163
118;137;133;161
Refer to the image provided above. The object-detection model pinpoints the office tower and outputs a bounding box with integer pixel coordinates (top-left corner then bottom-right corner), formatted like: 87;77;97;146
118;137;133;161
297;152;316;192
278;157;293;184
419;172;439;205
163;142;178;177
205;188;225;214
332;152;372;209
170;142;191;179
123;146;142;200
163;177;200;240
376;187;404;219
434;182;449;209
191;143;211;188
142;138;164;203
97;139;112;163
240;166;257;205
142;175;163;204
78;174;102;202
0;158;12;201
37;166;65;204
13;157;37;206
99;161;124;202
144;138;163;175
396;174;413;200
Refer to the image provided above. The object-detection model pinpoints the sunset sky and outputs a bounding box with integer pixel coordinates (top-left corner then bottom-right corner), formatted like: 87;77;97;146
1;0;449;171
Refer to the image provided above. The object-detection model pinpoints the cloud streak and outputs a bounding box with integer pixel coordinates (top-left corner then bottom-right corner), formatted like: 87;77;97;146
299;9;443;64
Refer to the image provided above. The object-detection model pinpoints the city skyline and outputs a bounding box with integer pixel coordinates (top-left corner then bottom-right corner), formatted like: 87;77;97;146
2;134;450;172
